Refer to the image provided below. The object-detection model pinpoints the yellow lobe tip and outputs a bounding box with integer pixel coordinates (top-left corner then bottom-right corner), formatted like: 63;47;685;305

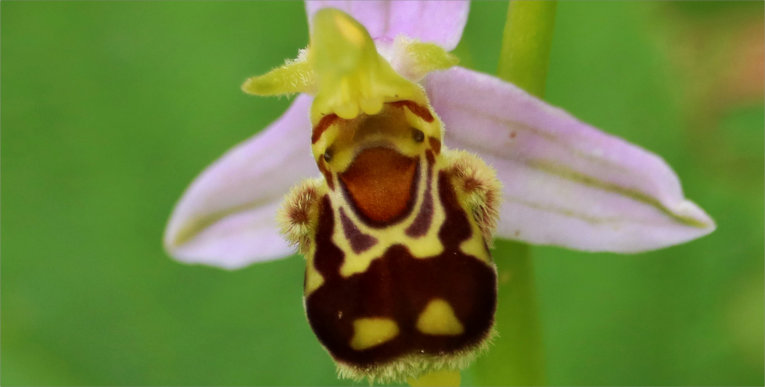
241;74;290;96
240;77;260;94
241;55;315;96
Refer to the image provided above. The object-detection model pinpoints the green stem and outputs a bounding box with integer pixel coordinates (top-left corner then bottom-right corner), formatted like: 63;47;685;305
473;1;557;385
473;241;545;386
498;0;558;97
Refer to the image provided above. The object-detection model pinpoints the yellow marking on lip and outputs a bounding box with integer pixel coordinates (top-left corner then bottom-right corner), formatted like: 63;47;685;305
459;229;491;264
452;181;492;264
304;258;325;295
416;299;464;336
350;317;399;350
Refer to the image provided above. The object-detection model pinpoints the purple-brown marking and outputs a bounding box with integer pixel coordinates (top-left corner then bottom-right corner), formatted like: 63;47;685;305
425;149;435;165
428;137;441;155
340;207;378;253
312;195;345;281
406;155;435;237
390;100;434;123
317;158;335;190
312;114;338;144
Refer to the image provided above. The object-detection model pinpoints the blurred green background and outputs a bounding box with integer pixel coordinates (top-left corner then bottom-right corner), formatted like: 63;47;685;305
2;1;763;385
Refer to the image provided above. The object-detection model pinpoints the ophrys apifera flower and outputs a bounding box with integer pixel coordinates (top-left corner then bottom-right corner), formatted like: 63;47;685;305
164;1;715;383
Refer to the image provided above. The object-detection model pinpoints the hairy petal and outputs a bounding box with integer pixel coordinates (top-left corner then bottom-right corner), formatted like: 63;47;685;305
426;67;715;253
242;49;315;96
164;95;316;269
305;0;469;51
389;37;460;82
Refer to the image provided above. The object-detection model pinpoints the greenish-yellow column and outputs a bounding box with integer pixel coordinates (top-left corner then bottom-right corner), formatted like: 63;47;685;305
472;1;557;385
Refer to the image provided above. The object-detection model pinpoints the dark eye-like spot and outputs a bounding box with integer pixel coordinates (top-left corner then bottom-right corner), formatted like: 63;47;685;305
323;149;333;162
412;128;425;143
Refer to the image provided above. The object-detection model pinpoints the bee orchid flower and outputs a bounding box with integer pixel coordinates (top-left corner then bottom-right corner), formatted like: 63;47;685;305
163;0;715;382
165;0;713;268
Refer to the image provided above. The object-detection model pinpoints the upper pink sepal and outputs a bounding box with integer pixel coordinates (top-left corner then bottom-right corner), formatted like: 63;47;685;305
305;0;469;50
426;67;715;252
164;95;317;269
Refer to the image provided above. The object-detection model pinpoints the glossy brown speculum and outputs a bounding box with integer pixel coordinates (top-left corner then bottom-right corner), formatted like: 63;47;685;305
339;147;418;226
